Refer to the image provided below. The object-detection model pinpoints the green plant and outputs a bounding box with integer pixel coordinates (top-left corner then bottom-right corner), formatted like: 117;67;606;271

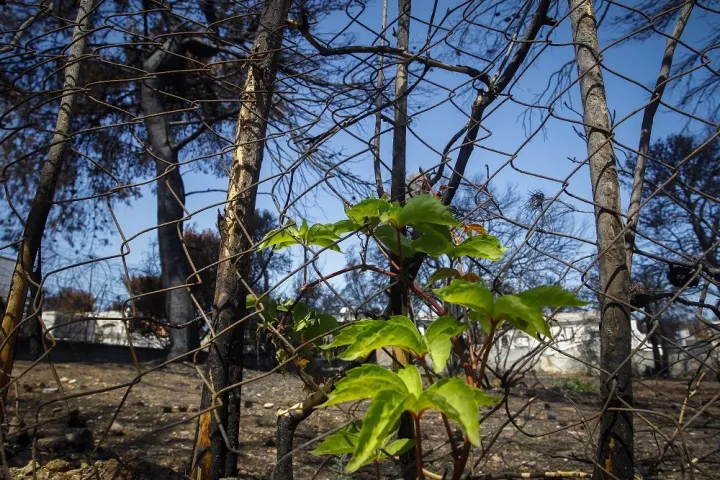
552;377;597;393
257;193;586;478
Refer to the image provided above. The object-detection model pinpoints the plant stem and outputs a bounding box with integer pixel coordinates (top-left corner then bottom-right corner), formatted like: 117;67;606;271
418;358;459;459
414;414;425;480
477;321;497;382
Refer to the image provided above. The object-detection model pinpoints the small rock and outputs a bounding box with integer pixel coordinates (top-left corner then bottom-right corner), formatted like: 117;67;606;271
263;402;274;409
547;411;557;421
109;421;124;436
68;379;77;384
42;387;59;394
543;402;551;409
45;458;71;473
60;377;69;382
263;437;276;447
558;420;568;427
256;393;261;397
178;405;188;412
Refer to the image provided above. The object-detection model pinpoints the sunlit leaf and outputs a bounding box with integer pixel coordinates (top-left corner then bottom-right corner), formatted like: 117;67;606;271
517;285;587;308
434;280;494;317
399;194;459;227
494;295;549;338
346;390;408;472
320;364;407;408
320;320;385;350
345;197;391;224
453;234;505;261
258;224;299;250
397;365;423;398
423;316;466;373
380;438;415;459
415;378;484;446
472;388;502;407
338;315;425;361
311;428;357;456
333;219;359;234
411;228;454;258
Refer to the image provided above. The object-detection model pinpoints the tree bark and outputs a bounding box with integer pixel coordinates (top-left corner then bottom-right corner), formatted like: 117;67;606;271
568;1;633;478
389;2;417;478
141;39;198;360
190;0;292;478
0;0;94;413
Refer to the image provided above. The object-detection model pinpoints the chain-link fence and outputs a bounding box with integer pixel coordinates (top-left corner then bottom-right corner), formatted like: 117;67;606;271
1;0;719;479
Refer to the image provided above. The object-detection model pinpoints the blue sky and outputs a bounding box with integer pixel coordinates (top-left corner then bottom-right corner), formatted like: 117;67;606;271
79;1;716;305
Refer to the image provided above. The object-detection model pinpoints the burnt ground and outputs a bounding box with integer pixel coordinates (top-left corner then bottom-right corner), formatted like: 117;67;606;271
3;360;720;479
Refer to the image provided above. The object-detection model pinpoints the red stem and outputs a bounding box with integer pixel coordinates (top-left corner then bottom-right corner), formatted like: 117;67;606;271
414;414;425;480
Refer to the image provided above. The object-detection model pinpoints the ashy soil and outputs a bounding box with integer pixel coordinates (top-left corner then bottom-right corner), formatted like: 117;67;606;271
4;360;719;479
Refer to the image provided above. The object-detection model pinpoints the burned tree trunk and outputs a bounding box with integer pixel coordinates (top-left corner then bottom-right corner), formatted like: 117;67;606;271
389;1;417;479
141;39;198;360
190;0;292;478
0;0;94;412
568;1;633;478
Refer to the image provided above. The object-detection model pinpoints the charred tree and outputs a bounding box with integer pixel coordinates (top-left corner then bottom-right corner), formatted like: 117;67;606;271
0;0;94;413
190;0;292;478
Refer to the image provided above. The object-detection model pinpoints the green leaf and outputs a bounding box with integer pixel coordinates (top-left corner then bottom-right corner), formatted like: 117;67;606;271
258;224;300;250
416;378;482;446
399;194;459;227
494;295;549;338
294;307;339;343
434;280;494;317
380;203;403;226
517;285;587;308
423;316;466;373
305;223;342;252
468;309;495;335
345;197;390;224
453;235;506;261
472;387;503;407
397;365;423;398
247;295;279;324
346;389;408;473
427;268;460;285
332;219;359;234
320;364;407;408
411;228;454;258
380;438;415;459
374;225;418;257
311;428;358;456
320;320;385;350
338;315;425;361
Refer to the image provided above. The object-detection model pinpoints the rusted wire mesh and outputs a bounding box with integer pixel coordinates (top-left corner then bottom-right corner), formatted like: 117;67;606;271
0;0;719;479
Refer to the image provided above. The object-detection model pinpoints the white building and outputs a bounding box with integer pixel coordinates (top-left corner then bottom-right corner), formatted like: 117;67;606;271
41;310;168;349
490;310;705;377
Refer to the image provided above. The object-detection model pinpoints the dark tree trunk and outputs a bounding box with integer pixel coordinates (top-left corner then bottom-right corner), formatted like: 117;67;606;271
141;39;198;360
0;0;94;414
190;1;292;478
568;1;634;478
389;1;417;478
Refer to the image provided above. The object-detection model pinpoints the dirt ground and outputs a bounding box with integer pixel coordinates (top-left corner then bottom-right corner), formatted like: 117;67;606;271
3;360;719;479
